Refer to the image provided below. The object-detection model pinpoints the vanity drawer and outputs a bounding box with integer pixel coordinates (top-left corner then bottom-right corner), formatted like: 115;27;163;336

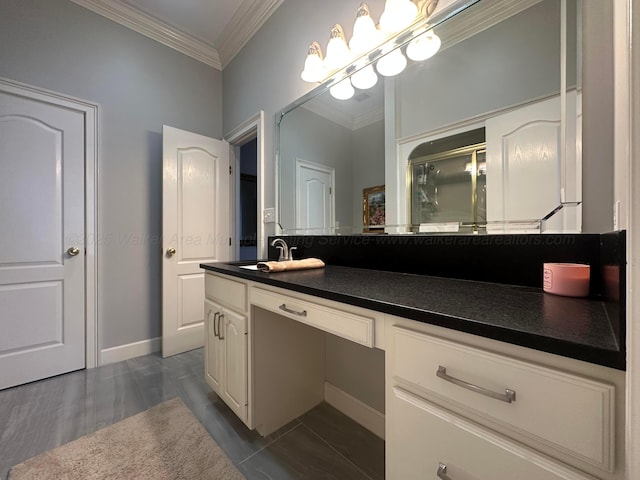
389;387;596;480
205;273;247;313
251;287;374;347
391;326;615;471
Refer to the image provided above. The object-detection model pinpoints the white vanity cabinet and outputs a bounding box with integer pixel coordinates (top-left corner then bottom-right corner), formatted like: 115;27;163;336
204;273;249;425
204;270;385;437
386;318;625;480
389;387;597;480
202;267;625;479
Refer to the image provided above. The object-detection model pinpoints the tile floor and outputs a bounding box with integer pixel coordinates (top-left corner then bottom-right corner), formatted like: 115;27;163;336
0;349;384;479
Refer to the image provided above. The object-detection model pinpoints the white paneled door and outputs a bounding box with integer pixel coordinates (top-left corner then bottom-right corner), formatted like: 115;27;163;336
162;126;230;357
0;86;86;390
485;93;580;232
295;159;335;234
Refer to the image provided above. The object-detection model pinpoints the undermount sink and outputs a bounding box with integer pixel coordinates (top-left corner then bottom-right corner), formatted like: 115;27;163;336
223;260;262;269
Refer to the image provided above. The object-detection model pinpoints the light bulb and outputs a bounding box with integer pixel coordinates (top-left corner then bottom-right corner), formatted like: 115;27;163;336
379;0;418;33
351;64;378;90
324;24;351;71
376;47;407;76
349;3;382;55
300;41;326;82
406;29;441;61
329;77;355;100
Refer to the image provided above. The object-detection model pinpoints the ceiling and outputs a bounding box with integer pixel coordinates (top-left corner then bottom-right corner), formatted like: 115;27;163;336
70;0;284;69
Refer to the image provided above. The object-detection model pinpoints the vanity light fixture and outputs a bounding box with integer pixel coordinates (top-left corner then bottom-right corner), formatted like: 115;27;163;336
349;3;382;54
406;28;441;61
379;0;419;33
351;63;378;89
329;77;356;100
376;45;408;76
348;3;381;90
324;24;351;71
300;41;326;82
302;1;444;100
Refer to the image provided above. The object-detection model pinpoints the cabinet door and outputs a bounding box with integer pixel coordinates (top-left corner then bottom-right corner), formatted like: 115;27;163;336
388;387;596;480
220;308;248;421
204;299;223;393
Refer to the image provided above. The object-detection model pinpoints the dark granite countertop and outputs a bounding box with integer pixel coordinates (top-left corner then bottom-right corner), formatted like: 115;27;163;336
200;262;623;370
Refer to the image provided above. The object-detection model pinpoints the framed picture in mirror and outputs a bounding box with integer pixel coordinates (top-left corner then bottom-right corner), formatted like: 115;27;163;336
363;185;385;233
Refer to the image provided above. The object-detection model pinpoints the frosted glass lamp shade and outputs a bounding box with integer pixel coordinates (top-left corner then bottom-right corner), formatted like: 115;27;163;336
325;24;351;71
376;48;407;76
379;0;418;33
301;41;326;82
351;64;378;90
330;78;355;100
349;3;382;55
406;30;441;61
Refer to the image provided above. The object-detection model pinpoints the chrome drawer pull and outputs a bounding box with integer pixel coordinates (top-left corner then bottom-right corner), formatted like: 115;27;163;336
279;304;307;317
436;366;516;403
437;463;452;480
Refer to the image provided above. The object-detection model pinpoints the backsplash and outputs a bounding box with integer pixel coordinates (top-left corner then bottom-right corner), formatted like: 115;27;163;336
268;232;625;296
600;231;626;351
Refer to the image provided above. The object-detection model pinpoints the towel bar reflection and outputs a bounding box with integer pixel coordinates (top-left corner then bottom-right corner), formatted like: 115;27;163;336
279;304;307;317
436;366;516;403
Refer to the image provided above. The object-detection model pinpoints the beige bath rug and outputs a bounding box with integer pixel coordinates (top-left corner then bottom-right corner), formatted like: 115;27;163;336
8;397;245;480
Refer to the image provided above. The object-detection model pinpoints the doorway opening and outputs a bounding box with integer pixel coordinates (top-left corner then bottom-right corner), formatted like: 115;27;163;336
239;139;258;260
226;111;265;261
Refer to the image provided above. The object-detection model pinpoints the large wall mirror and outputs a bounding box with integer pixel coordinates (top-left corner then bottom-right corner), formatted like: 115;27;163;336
277;0;613;235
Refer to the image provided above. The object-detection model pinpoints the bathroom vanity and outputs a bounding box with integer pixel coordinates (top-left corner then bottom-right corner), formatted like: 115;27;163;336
201;258;625;480
217;0;626;476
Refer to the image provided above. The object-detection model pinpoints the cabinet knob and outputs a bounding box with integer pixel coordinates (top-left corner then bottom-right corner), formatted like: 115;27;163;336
67;247;81;256
166;247;176;257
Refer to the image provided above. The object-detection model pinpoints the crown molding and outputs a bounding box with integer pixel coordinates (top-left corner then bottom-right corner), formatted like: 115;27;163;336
216;0;284;69
70;0;222;69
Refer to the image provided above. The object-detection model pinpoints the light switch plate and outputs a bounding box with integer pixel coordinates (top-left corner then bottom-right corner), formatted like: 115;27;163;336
263;207;275;223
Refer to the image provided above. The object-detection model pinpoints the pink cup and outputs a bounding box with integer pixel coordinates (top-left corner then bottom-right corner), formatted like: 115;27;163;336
543;263;590;298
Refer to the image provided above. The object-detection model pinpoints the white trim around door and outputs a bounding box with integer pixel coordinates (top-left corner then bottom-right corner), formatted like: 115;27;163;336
0;76;99;369
225;111;266;259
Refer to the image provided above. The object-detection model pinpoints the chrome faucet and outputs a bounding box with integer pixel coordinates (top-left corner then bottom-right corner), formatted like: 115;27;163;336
271;238;296;261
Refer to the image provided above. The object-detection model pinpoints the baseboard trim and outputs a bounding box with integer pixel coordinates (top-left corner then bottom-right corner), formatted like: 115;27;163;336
100;337;161;365
324;382;385;440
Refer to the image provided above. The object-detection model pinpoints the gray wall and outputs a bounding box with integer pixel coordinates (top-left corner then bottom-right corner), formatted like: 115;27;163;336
352;121;386;230
279;107;385;233
397;0;561;138
0;0;223;350
582;1;614;232
279;108;353;231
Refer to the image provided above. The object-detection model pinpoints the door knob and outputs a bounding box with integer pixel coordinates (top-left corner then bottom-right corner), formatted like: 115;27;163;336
166;247;176;257
67;247;80;256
